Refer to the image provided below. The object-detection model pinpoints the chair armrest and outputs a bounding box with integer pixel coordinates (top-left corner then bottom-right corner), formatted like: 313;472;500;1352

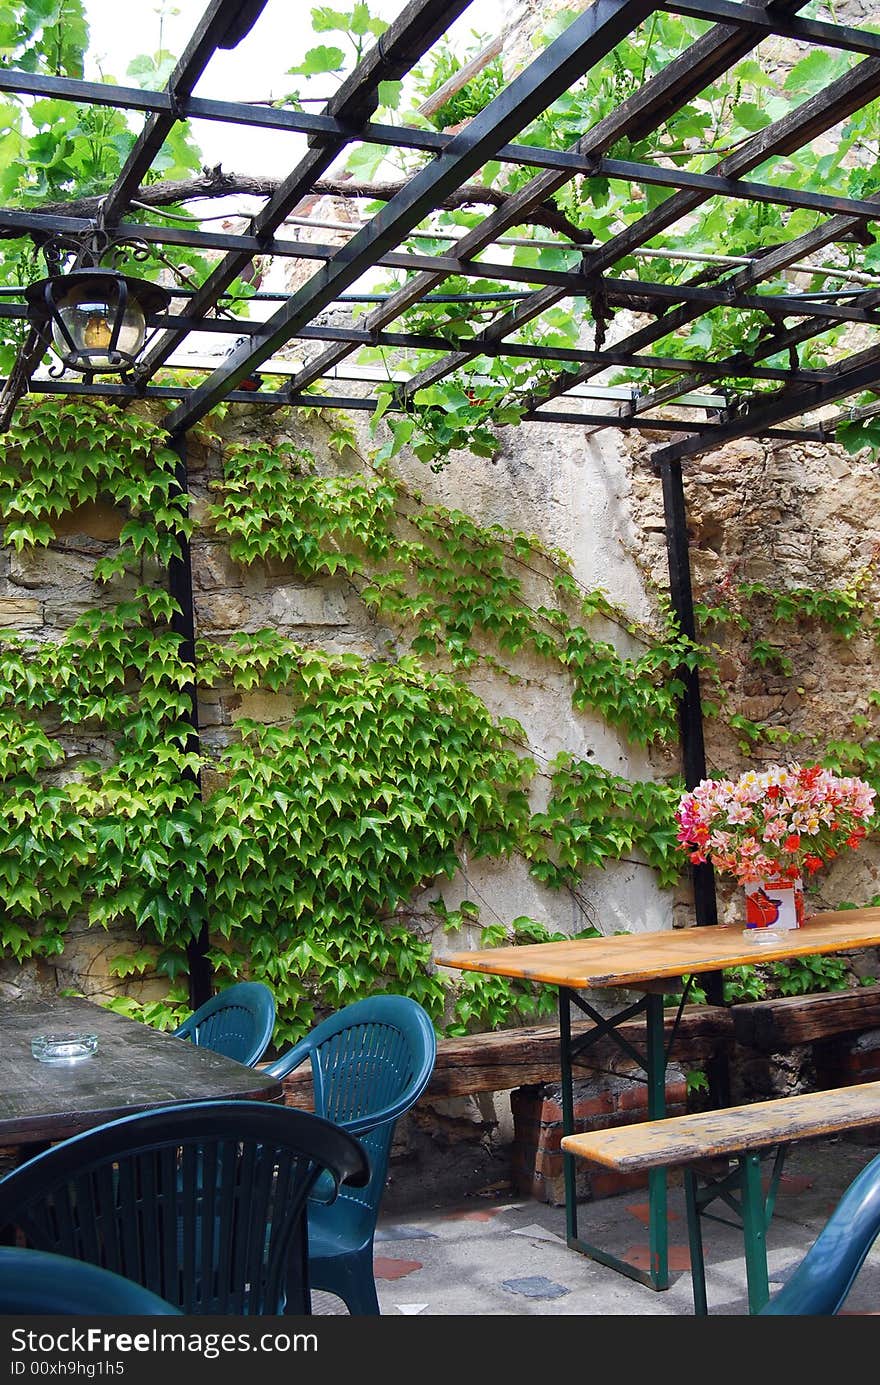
336;1109;397;1139
309;1169;340;1205
263;1037;313;1080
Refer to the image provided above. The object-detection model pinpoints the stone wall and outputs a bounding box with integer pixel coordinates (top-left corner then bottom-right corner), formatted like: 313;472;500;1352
625;425;880;919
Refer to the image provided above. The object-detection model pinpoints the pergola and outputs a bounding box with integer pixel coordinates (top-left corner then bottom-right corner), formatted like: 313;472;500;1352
2;0;879;1008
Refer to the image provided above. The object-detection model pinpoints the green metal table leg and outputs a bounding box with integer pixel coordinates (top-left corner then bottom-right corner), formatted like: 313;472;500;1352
739;1152;771;1314
683;1168;708;1316
558;985;669;1291
559;988;578;1245
645;992;669;1290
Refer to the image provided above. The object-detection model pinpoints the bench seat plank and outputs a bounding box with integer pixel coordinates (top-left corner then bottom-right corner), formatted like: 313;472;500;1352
561;1080;880;1172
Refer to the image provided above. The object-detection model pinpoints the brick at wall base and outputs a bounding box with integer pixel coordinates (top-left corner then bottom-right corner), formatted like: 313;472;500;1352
814;1029;880;1089
511;1067;688;1207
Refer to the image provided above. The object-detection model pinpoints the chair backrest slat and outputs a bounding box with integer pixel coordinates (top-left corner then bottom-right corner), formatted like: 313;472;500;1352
173;982;276;1067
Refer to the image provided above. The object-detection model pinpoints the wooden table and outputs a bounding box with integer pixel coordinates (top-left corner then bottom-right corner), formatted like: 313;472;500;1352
0;994;283;1151
437;906;880;1293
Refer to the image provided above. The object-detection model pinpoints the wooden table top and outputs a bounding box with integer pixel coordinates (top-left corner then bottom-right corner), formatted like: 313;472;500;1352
0;994;284;1147
436;907;880;990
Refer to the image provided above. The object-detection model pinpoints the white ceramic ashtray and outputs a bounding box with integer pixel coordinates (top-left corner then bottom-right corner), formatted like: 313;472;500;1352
31;1032;98;1063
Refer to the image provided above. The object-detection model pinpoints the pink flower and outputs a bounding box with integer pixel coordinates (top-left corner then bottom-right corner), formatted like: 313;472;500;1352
675;764;875;885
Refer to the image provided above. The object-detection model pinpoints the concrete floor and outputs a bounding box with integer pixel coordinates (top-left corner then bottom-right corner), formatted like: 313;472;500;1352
313;1134;880;1316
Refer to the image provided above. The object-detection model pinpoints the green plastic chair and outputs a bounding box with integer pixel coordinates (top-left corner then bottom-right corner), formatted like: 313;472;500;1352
264;994;437;1315
0;1099;369;1315
0;1247;183;1315
759;1149;880;1315
173;980;276;1066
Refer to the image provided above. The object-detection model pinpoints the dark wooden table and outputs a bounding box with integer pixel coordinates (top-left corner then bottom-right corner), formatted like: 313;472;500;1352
0;994;283;1149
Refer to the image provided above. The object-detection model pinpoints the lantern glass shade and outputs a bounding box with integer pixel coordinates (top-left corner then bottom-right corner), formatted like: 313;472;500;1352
51;280;146;371
25;269;171;375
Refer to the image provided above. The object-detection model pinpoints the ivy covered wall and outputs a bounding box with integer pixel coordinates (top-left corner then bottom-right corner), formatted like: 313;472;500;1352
0;386;877;1051
0;394;700;1044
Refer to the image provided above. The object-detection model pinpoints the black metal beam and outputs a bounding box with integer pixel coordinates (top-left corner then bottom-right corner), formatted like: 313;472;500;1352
399;36;880;406
0;295;838;383
8;32;875;191
501;51;880;423
166;435;211;1010
0;375;833;439
661;0;880;56
579;275;880;436
14;206;880;326
599;276;880;324
6;55;880;232
100;0;268;229
598;157;880;224
659;458;715;809
0;206;596;292
7;204;880;333
6;0;879;451
138;0;475;380
164;0;658;434
284;0;811;397
658;454;724;1054
651;338;880;463
286;329;827;381
526;409;825;439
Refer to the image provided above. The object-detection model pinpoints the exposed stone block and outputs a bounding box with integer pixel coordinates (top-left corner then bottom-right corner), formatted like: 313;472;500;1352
0;598;41;627
266;584;348;627
52;503;124;542
10;549;97;591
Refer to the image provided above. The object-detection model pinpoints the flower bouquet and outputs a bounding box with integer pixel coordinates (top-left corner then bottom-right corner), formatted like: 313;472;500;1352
675;764;876;938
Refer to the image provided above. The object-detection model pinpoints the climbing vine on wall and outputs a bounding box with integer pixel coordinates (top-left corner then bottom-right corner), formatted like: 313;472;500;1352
526;754;683;891
209;436;706;746
2;391;878;1037
0;398;699;1039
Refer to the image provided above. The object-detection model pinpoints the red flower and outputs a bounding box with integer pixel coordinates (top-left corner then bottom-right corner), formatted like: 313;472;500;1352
783;833;801;852
804;854;824;875
846;834;864;850
766;785;780;799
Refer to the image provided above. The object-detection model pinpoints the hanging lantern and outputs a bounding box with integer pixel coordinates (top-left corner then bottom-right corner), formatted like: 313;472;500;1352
25;267;171;376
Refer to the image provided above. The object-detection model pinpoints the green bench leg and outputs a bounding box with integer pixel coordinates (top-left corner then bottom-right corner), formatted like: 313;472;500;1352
684;1152;774;1314
739;1152;770;1314
684;1169;709;1316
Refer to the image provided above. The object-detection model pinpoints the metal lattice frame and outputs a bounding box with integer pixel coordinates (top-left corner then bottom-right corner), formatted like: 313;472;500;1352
1;0;879;444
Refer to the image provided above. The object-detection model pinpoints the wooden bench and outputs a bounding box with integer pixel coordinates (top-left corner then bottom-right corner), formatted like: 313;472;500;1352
276;987;880;1105
561;1080;880;1315
277;1004;732;1104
